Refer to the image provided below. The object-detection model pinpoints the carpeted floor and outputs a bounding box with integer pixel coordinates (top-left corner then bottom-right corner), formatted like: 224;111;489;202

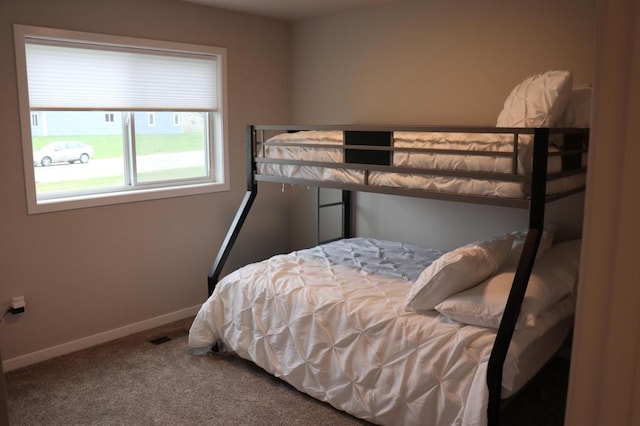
4;318;570;425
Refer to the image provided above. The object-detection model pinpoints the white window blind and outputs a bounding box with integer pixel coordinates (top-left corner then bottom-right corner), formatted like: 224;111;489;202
25;39;218;111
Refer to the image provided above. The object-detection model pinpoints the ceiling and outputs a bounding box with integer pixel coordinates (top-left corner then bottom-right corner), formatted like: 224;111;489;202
181;0;404;21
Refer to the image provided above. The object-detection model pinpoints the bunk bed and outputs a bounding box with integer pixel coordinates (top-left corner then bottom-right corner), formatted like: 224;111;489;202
189;71;590;425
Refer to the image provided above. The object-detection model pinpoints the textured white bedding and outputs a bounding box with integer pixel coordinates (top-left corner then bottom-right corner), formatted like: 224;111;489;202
256;130;585;198
393;131;527;173
189;238;574;425
257;131;363;184
368;171;586;198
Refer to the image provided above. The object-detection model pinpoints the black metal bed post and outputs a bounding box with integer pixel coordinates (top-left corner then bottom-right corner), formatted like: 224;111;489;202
342;190;352;238
486;128;549;426
207;125;258;296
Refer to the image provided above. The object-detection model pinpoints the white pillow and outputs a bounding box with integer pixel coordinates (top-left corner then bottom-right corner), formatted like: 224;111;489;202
496;70;573;128
435;239;582;328
405;234;515;312
560;84;592;128
502;228;555;268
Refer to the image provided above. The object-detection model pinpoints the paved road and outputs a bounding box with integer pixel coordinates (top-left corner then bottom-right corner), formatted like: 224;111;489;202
34;152;205;183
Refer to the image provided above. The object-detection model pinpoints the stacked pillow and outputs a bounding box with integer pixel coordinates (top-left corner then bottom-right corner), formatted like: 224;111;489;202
502;228;555;268
405;233;515;312
496;70;574;128
560;84;592;128
435;239;581;328
405;230;581;329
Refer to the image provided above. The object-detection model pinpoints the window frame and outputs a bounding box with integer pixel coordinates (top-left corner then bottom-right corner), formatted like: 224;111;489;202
14;24;229;214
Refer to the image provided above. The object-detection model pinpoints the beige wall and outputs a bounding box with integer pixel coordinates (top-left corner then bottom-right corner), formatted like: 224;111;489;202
291;0;596;250
0;0;292;367
293;0;595;125
0;347;7;424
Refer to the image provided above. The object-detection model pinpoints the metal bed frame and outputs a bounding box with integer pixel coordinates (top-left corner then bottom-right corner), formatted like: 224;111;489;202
208;124;589;426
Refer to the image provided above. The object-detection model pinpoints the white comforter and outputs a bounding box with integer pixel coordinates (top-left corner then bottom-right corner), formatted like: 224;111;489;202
189;238;572;425
256;131;586;198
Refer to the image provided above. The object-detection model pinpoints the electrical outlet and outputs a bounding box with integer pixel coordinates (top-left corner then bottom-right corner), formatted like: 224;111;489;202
10;296;26;314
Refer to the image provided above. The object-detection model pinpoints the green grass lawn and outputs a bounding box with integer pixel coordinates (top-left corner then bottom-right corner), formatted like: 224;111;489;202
37;175;125;193
33;132;205;159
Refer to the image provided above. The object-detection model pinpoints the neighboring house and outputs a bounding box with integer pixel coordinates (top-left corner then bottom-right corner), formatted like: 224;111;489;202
30;111;188;137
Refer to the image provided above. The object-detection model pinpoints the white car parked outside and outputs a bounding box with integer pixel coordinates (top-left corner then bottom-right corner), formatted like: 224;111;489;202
33;141;95;167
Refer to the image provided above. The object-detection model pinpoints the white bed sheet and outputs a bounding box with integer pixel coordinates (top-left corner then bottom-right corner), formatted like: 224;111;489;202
394;131;529;173
256;131;585;199
258;131;364;184
189;238;574;426
368;171;587;198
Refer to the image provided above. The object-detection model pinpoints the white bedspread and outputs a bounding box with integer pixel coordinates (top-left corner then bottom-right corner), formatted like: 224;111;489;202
258;131;364;184
256;131;585;198
189;238;574;425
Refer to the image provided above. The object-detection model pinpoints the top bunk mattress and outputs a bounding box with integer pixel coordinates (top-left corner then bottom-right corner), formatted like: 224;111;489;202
255;129;587;200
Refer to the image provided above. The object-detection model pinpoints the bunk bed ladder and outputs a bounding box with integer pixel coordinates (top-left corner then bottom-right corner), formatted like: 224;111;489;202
314;129;389;245
207;126;258;296
316;189;352;244
486;128;550;426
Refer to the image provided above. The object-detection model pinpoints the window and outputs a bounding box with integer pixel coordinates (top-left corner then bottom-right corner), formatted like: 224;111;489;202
14;25;228;214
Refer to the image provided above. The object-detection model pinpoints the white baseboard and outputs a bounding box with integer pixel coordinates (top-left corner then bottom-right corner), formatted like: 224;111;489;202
2;305;201;372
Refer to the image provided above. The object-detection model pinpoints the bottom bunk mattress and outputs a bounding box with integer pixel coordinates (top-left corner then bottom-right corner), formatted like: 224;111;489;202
189;237;575;426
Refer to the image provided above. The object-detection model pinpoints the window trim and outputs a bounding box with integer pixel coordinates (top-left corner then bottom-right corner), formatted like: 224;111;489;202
14;24;229;214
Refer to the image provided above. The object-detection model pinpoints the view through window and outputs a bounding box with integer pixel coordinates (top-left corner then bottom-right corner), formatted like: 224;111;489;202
32;111;210;193
14;25;228;213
